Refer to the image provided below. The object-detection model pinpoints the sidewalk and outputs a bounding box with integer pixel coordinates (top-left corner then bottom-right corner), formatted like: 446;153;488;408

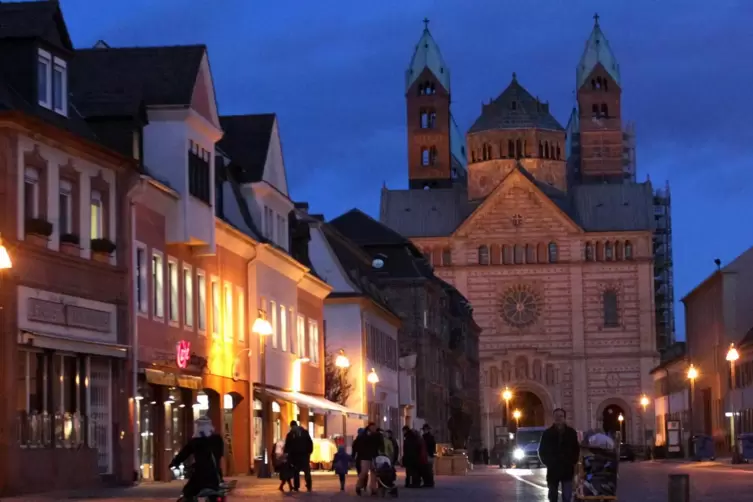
1;475;264;501
650;457;753;471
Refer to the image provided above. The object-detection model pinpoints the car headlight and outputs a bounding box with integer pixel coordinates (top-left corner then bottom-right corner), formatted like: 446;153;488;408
513;448;525;460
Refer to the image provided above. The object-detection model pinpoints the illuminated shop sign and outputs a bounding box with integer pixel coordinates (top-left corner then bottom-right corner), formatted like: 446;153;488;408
176;340;191;369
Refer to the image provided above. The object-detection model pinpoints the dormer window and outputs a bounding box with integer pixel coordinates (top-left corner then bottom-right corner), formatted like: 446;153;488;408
37;49;67;116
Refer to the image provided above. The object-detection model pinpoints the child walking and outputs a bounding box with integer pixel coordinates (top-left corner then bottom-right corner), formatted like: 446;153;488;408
277;453;294;493
332;445;351;491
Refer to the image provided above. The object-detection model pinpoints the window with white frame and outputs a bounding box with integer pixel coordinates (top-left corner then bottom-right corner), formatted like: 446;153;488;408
135;244;148;314
264;206;273;240
279;304;287;352
270;300;278;349
37;49;67;116
152;252;164;318
224;283;233;341
24;167;39;220
197;271;207;332
296;315;306;358
168;258;179;323
237;289;245;342
288;307;295;353
59;179;72;235
211;278;220;336
183;265;194;327
277;214;283;247
308;319;319;364
90;190;103;239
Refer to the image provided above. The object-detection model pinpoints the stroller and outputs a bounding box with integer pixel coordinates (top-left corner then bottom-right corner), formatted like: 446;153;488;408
373;455;399;497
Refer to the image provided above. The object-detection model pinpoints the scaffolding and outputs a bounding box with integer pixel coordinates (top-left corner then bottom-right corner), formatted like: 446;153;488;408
653;182;676;352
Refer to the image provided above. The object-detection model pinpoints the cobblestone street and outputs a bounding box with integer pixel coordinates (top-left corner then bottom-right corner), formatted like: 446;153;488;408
8;461;753;501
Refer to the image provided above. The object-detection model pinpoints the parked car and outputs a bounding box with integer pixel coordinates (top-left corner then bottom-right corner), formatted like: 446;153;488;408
619;443;636;462
511;427;546;468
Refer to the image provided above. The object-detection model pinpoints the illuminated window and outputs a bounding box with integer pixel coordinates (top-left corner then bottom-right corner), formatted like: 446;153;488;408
270;301;278;349
151;252;164;319
224;283;233;341
197;271;206;332
280;304;287;351
211;278;220;336
288;307;295;353
90;190;103;239
183;265;194;327
308;319;319;365
168;259;179;323
297;315;306;358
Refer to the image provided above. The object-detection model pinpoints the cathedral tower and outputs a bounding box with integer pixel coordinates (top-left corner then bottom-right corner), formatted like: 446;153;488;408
405;20;455;189
576;14;625;183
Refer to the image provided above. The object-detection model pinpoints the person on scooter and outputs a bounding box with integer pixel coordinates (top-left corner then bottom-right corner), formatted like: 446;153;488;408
169;416;224;501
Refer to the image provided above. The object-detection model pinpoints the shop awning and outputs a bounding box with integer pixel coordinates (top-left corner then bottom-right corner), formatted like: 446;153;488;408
144;369;203;389
263;389;367;420
20;330;128;359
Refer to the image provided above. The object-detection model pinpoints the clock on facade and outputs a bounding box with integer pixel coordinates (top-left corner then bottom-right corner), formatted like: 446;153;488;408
500;284;542;328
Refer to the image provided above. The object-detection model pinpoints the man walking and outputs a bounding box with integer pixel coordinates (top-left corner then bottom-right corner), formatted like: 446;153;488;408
538;408;579;502
283;420;314;492
421;424;436;488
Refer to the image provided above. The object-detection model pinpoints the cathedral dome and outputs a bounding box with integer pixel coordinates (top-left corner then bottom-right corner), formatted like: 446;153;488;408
469;73;564;134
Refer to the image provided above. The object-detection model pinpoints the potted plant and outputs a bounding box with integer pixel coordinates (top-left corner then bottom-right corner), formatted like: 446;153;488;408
25;217;53;247
90;237;116;263
59;233;80;256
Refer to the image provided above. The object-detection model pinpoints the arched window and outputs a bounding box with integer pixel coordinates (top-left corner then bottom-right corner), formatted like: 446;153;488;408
537;243;547;263
539;141;544;158
502;245;513;265
478;245;489;265
514;244;524;264
545;142;550;159
585;242;594;261
548;242;559;263
515;139;522;159
421;148;430;166
603;290;619;327
442;248;452;266
526;244;536;264
605;242;614;260
624;241;633;260
601;104;608;117
508;140;515;158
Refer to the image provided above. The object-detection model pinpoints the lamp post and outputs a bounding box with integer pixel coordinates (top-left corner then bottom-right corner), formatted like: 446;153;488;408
334;350;350;441
367;368;379;396
687;364;698;457
513;409;521;430
502;387;513;430
726;344;740;463
618;413;625;440
640;395;649;456
252;310;273;478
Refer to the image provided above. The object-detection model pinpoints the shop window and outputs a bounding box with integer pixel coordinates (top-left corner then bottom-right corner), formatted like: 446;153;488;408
253;399;263;460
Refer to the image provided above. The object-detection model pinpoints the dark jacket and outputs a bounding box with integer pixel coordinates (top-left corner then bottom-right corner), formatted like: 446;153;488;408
170;436;222;491
402;430;420;466
538;424;580;482
354;431;384;461
422;432;436;458
284;427;314;466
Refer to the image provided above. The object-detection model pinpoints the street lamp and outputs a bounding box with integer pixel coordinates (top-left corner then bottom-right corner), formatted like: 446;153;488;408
513;409;521;429
253;310;273;478
334;350;350;440
727;344;740;463
618;413;625;440
367;368;379;396
640;395;649;455
502;387;513;429
687;364;698;456
0;235;11;269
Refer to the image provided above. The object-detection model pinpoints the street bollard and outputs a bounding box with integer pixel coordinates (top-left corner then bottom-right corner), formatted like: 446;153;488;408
668;474;690;502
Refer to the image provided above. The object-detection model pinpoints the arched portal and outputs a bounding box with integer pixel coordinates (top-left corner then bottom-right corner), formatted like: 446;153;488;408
515;391;546;428
602;404;626;438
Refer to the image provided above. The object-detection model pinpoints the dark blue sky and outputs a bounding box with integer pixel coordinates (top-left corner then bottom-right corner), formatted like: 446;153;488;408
59;0;753;339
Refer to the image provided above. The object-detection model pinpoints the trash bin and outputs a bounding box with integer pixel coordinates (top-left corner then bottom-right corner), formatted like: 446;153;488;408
738;434;753;462
692;435;715;461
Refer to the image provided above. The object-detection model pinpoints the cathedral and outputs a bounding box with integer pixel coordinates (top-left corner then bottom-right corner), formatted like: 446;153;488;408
380;16;672;445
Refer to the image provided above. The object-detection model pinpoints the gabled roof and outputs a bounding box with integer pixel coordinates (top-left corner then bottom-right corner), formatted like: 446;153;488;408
217;114;275;183
469;74;564;134
576;15;621;90
0;0;73;50
70;45;205;117
405;20;450;93
380;167;655;238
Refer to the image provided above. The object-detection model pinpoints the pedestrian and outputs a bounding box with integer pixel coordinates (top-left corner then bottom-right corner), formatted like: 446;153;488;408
421;424;436;488
352;427;365;476
276;453;294;493
355;422;382;496
538;408;579;502
401;426;421;488
385;429;400;466
283;420;314;492
332;445;351;491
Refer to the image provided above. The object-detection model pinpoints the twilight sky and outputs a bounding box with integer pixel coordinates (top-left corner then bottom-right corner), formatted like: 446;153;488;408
58;0;753;339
